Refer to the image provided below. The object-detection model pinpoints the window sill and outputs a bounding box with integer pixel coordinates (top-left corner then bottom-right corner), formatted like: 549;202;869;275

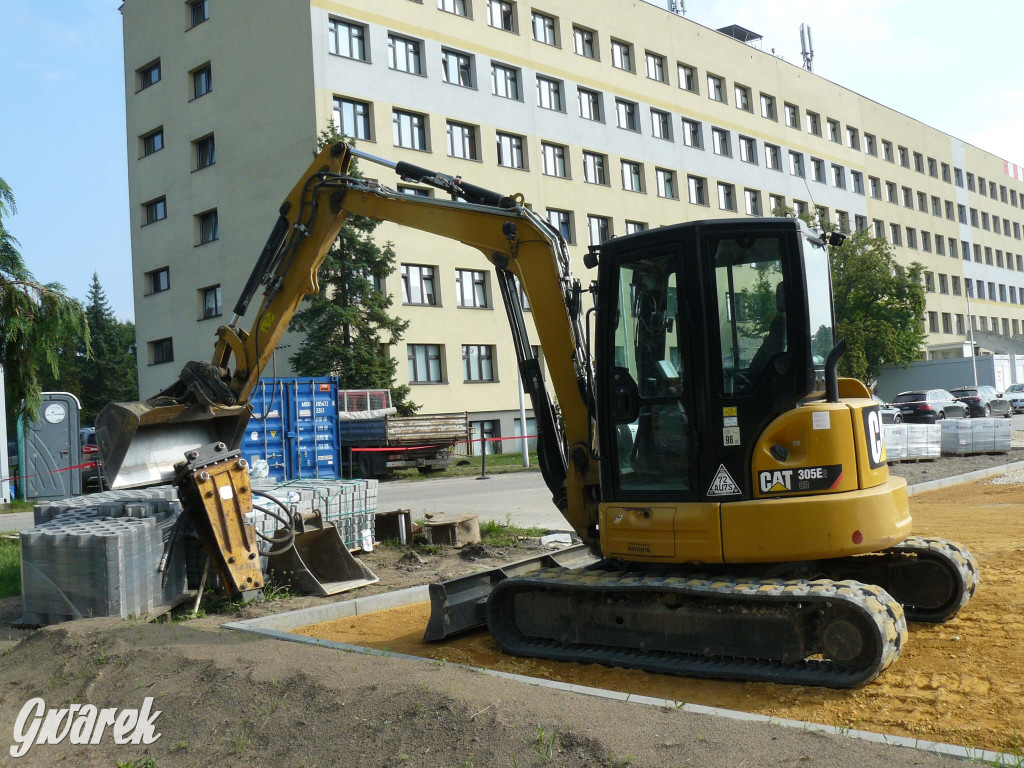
456;305;492;310
188;91;212;103
409;380;447;386
402;302;441;308
194;238;220;247
463;379;498;384
199;313;223;322
191;163;215;173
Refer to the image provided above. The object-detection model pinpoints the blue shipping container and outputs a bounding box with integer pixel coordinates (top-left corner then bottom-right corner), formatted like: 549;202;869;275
240;377;341;483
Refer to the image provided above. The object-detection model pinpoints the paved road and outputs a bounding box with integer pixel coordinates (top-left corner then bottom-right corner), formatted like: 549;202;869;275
0;511;33;533
377;471;571;531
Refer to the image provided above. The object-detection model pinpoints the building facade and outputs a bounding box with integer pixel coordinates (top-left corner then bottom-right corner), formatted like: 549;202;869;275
122;0;1024;447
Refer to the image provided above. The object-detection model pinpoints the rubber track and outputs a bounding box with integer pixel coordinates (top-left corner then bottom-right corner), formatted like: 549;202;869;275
487;569;908;688
892;536;980;622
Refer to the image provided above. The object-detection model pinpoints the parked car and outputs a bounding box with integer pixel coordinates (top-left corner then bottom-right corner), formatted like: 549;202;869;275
80;427;102;489
1004;383;1024;414
948;385;1012;418
872;395;902;424
891;390;968;423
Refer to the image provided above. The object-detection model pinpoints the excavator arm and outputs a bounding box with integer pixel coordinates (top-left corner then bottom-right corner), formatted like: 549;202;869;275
97;143;601;588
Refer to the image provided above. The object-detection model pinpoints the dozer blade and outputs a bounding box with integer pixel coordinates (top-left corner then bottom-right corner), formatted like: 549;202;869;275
96;399;251;490
268;527;379;596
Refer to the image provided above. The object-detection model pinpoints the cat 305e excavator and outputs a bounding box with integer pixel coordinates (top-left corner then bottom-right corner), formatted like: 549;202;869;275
96;142;977;688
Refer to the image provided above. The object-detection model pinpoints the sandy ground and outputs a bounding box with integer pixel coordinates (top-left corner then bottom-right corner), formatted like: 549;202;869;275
295;478;1024;757
0;458;1021;767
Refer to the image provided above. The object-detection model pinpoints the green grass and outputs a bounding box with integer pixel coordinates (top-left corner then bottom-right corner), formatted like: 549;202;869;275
386;450;540;482
479;518;547;547
0;499;33;515
0;536;19;599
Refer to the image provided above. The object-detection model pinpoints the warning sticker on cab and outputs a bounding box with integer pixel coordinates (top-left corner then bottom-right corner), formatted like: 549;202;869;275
707;464;742;496
758;464;844;494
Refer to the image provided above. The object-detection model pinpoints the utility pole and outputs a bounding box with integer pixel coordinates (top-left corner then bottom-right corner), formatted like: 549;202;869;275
965;283;979;386
0;365;10;505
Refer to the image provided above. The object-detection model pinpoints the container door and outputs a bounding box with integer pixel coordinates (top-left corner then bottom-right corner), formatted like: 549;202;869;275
287;378;340;479
21;392;82;500
241;380;288;483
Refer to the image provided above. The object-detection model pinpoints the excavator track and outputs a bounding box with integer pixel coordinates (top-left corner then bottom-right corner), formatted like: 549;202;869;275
486;568;907;688
807;537;979;624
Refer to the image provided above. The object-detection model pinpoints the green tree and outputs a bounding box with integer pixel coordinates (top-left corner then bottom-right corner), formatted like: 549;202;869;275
288;129;417;415
0;177;90;423
773;205;926;382
78;273;138;423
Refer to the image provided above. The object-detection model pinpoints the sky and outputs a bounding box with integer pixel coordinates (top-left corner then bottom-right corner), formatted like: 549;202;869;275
3;0;1024;322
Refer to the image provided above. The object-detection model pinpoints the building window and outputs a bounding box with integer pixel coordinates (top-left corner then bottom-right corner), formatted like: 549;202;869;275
577;87;602;121
744;189;760;216
408;344;443;383
532;11;557;45
625;221;647;234
806;111;820;136
462;344;495;381
587;215;611;245
906;228;917;249
938;273;948;294
615;98;639;131
401;264;437;305
197;209;218;244
889;223;902;247
738;135;756;164
734;84;752;112
929;158;938;178
137;59;161;90
681;118;702;148
760;93;776;120
955;167;964;187
141;128;163;157
827;118;840;142
764;143;781;171
851;170;864;194
610;39;633;71
922;231;932;252
885;181;897;203
651;108;671;140
656;168;677;199
793;200;809;218
854;214;867;232
582;151;607;185
486;0;515;31
831;164;845;189
687;175;707;206
393;109;427;150
898;146;909;167
711;127;730;156
928;311;938;333
789;151;804;177
191;63;212;99
868;176;880;198
495;132;524;169
144;197;166;225
811;158;825;183
882;140;893;162
784;102;799;128
717;182;736;211
536;75;563;110
707;73;725;103
901;187;913;208
491;62;520;99
621;160;643;192
188;0;209;28
470;420;500;455
334;97;372;140
149;338;173;366
872;219;884;239
456;269;488;308
572;25;596;58
442;48;474;87
446;121;478;160
187;135;216;175
438;0;469;16
864;133;877;155
943;163;952;183
144;267;169;295
388;34;423;74
846;126;859;149
678;63;697;93
328;18;367;60
201;284;222;319
546;209;573;242
541;142;567;177
645;51;666;82
936;236;946;257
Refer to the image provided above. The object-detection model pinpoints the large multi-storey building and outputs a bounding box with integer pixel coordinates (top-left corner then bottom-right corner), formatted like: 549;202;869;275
122;0;1024;448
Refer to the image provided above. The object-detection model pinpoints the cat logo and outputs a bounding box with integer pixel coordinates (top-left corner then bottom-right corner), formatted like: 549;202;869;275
862;406;886;469
759;469;793;493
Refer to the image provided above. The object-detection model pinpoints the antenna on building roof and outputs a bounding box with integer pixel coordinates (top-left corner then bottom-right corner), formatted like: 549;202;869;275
669;0;686;16
800;24;814;72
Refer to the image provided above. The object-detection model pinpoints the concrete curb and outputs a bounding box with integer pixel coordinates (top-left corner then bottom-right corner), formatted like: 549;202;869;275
225;583;1018;766
905;459;1024;496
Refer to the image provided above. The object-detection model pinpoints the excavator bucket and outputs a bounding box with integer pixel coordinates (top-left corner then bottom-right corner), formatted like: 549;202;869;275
95;399;251;490
268;526;379;596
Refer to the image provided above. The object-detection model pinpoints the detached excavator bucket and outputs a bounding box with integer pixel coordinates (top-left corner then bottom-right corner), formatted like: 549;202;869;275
268;526;379;596
95;399;251;490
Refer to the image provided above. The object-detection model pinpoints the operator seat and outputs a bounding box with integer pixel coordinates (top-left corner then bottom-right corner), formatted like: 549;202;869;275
749;282;787;380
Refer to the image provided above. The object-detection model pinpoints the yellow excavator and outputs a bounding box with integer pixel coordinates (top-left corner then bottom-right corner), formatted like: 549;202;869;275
97;142;977;688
